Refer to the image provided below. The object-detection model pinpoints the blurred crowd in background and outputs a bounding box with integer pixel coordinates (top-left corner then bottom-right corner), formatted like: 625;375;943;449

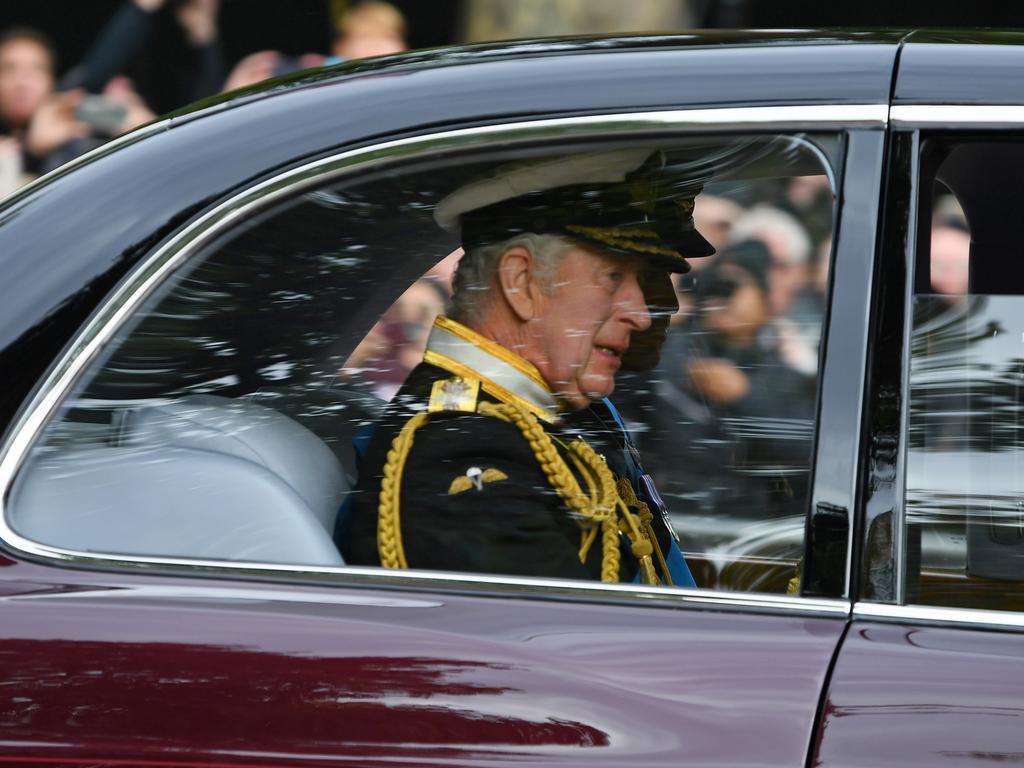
0;0;720;197
0;0;417;195
0;0;1007;196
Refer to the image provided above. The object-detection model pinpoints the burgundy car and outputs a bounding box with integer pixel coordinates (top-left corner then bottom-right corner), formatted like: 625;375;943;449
1;29;1023;768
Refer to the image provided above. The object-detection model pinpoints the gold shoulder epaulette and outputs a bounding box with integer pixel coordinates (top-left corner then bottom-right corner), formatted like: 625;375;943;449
427;376;481;413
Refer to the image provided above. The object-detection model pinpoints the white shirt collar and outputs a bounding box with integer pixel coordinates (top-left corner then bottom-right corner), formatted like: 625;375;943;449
424;316;560;422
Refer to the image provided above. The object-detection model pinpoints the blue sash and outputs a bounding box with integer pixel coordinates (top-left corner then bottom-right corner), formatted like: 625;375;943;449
601;398;697;588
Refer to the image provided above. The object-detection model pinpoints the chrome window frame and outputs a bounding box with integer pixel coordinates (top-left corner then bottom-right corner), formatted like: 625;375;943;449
892;105;1024;128
854;601;1024;632
0;104;885;617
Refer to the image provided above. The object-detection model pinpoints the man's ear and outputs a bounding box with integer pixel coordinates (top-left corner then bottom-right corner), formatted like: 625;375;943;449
497;245;544;322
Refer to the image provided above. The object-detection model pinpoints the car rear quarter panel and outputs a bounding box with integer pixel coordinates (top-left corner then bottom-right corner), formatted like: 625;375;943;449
813;621;1024;767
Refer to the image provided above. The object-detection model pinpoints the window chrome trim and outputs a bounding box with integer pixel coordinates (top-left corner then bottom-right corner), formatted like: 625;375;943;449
0;104;883;604
892;104;1024;128
855;601;1024;632
1;554;851;618
893;131;923;607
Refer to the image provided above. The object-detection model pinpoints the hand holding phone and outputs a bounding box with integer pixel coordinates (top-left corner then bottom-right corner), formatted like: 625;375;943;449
74;96;128;137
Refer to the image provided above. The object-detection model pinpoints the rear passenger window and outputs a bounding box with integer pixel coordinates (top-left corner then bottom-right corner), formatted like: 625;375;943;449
906;138;1024;611
5;132;841;594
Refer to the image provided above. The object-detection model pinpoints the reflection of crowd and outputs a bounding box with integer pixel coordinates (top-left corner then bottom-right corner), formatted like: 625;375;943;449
910;194;973;454
619;178;833;521
0;0;408;197
342;250;458;400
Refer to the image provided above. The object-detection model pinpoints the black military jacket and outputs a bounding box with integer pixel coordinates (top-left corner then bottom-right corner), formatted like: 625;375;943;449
344;317;673;582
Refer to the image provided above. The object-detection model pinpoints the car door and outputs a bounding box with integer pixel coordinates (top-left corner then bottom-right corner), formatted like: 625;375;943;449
813;31;1024;767
0;42;892;768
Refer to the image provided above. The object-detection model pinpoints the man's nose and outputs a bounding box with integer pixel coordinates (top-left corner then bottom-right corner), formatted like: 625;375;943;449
617;276;652;331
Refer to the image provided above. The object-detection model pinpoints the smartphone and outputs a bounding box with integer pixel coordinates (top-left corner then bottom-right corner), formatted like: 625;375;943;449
74;96;127;136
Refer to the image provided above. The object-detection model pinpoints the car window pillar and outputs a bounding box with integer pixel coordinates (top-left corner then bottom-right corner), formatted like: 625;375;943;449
856;129;919;604
803;128;889;599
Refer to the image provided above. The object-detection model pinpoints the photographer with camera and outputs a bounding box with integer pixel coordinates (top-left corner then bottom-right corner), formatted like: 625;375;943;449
642;239;817;520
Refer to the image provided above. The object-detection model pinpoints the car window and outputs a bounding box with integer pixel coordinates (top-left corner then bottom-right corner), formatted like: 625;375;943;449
6;132;841;594
906;137;1024;612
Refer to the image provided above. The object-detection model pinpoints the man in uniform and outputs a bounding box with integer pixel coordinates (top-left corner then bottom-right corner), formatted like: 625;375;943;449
344;148;714;585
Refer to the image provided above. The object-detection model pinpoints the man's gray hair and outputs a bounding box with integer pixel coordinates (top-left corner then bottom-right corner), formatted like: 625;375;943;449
449;233;575;323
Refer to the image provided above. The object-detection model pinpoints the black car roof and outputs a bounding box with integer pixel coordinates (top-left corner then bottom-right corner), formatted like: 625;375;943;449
897;29;1024;105
174;29;907;124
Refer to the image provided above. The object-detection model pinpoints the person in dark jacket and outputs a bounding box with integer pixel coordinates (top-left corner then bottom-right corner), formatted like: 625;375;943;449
345;149;714;585
643;239;817;519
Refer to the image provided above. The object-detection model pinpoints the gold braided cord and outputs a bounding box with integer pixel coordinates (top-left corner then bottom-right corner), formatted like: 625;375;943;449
616;477;672;586
478;401;625;583
377;411;430;569
565;449;601;563
647;519;673;587
375;398;663;586
566;439;629;581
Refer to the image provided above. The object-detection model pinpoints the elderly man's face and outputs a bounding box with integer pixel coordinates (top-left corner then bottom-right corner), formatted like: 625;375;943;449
530;246;651;409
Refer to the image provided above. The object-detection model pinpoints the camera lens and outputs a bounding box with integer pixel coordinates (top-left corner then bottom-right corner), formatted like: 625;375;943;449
699;274;740;300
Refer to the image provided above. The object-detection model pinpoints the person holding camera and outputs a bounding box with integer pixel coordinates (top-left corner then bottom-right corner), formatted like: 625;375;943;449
642;239;817;520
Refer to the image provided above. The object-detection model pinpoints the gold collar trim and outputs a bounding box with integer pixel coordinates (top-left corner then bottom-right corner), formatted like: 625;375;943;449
426;316;560;423
433;316;549;389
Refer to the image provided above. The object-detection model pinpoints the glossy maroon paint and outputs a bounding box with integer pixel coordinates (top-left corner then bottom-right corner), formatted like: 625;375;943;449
813;621;1024;767
0;561;844;768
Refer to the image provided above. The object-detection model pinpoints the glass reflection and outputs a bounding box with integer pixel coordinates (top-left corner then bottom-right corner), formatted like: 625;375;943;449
909;290;1024;609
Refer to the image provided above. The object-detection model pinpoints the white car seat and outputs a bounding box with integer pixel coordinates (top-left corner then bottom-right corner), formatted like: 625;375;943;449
9;395;346;566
